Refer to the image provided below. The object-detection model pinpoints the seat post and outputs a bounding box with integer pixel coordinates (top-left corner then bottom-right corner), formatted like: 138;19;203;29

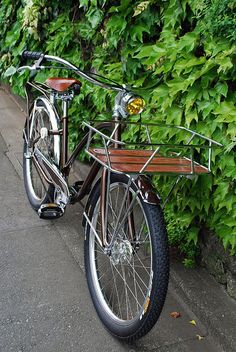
61;98;69;168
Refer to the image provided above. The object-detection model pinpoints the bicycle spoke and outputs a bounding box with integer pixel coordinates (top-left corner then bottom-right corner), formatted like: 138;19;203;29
110;262;122;318
113;191;138;241
109;262;122;316
131;255;139;313
111;262;143;312
126;262;149;297
87;177;158;326
121;264;134;320
133;249;152;276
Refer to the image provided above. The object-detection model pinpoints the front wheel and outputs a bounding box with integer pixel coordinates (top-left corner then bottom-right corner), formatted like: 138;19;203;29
84;173;169;341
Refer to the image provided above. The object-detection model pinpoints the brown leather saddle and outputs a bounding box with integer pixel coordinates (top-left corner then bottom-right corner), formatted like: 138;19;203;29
45;78;82;94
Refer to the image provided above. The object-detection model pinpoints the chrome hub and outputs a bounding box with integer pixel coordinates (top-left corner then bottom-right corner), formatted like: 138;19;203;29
110;239;133;265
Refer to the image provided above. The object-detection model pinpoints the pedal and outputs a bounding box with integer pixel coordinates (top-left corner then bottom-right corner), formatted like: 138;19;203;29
38;203;64;220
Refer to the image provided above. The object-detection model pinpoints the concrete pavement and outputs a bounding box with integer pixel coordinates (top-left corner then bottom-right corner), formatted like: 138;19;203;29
0;86;235;352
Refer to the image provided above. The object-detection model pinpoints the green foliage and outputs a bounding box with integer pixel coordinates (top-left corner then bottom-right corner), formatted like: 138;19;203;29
1;0;236;260
165;207;199;267
197;0;236;43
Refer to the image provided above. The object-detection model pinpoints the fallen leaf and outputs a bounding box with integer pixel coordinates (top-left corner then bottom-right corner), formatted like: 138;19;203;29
196;334;204;341
170;311;181;318
189;319;197;326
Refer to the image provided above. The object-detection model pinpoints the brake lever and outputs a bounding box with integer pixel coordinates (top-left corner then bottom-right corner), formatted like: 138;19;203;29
17;66;32;72
18;55;45;73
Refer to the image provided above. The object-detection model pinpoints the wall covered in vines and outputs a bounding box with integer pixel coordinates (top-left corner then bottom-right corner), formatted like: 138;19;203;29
0;0;236;263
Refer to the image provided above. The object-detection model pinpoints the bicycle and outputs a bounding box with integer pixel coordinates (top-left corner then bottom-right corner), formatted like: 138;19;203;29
18;51;221;341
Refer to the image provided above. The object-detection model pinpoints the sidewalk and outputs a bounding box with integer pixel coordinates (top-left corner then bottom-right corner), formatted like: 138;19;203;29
0;86;235;352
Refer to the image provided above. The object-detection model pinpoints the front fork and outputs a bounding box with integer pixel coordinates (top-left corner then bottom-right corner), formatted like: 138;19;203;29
99;168;161;249
100;168;110;248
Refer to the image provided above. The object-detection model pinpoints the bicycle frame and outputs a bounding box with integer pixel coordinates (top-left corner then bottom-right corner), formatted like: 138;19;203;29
24;77;161;249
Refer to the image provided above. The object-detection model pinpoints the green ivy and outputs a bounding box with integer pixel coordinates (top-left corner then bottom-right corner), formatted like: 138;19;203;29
0;0;236;261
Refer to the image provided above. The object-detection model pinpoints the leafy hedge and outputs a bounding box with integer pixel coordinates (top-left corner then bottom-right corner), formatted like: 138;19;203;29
1;0;236;262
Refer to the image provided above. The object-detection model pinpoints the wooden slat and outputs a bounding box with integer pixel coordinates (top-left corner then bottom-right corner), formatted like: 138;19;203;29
89;148;209;175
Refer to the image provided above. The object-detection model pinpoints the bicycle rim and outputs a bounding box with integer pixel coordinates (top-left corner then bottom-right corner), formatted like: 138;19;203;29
89;181;153;321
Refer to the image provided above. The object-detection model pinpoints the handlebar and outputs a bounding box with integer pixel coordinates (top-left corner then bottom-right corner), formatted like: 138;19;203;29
20;50;124;92
22;50;43;60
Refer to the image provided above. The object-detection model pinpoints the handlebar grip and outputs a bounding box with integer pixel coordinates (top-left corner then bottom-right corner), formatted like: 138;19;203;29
22;50;43;60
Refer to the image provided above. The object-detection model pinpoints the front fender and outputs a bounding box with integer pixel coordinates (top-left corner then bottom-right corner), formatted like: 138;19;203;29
135;175;161;206
82;173;161;229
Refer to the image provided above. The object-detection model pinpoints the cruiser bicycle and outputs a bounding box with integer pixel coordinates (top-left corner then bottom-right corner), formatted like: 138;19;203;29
18;51;221;341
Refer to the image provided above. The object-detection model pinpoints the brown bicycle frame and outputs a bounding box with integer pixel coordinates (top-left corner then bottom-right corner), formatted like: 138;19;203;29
25;81;159;248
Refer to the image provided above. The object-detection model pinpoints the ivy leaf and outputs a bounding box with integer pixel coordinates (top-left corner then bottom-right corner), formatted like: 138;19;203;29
226;124;236;139
185;84;201;112
5;22;21;47
86;8;103;29
177;32;198;52
134;44;166;60
4;66;17;77
222;232;236;250
130;25;150;42
187;227;198;245
221;217;236;228
215;82;228;98
218;195;236;213
213;101;236;123
167;77;190;95
224;166;236;179
215;181;230;198
165;105;182;125
174;56;205;76
108;0;131;14
79;0;89;8
185;109;198;127
106;15;127;47
220;154;236;169
216;56;233;73
225;138;236;153
197;100;216;119
133;1;150;17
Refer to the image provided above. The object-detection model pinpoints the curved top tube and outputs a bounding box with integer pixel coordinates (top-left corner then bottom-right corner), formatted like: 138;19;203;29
19;51;124;92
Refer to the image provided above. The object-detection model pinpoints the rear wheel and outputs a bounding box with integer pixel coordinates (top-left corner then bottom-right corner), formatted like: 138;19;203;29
84;173;169;341
23;98;60;210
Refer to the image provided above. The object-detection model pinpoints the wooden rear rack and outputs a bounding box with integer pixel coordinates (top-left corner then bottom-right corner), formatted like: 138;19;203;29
89;148;209;175
83;120;222;176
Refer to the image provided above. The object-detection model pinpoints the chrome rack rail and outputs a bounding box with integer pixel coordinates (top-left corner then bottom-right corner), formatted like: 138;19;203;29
83;120;222;177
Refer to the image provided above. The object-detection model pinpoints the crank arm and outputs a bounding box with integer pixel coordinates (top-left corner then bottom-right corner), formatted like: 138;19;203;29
33;148;70;204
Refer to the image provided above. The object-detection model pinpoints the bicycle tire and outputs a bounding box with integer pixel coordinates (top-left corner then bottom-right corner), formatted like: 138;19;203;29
84;173;169;341
23;97;60;211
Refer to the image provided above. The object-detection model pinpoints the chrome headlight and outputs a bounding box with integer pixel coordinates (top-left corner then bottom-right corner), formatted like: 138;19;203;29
116;92;145;117
126;96;145;115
